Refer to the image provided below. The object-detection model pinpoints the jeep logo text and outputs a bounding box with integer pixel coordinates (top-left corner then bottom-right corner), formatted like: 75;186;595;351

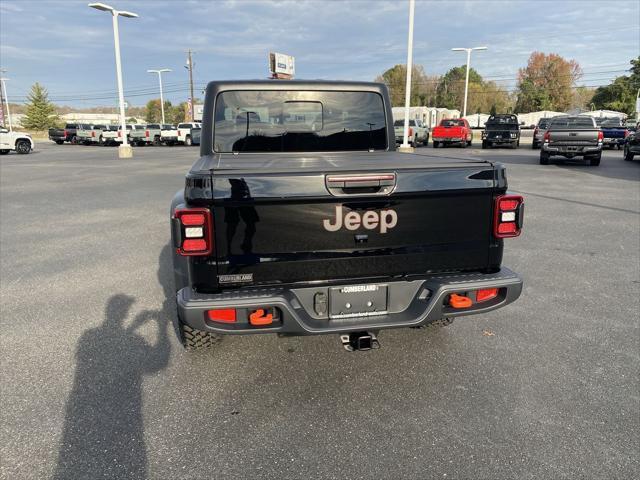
323;206;397;233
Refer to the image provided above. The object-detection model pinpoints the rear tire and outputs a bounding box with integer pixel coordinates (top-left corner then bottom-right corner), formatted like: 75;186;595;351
180;321;221;351
532;141;538;149
15;140;31;154
153;136;161;146
588;153;601;166
55;140;64;145
433;141;439;148
624;145;635;161
540;151;550;165
482;140;488;149
70;136;78;145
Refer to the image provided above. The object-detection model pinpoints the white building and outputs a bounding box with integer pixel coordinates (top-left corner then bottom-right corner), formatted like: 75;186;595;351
579;110;627;120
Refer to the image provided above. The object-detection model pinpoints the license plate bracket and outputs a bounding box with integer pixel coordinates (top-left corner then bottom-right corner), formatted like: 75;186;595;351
329;284;388;318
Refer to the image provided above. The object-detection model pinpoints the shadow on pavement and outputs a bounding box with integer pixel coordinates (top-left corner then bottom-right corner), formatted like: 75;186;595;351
53;245;174;480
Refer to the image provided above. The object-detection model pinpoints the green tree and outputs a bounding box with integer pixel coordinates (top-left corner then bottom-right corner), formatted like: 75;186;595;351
436;66;482;110
591;57;640;114
144;99;162;123
126;117;138;124
515;52;582;112
375;64;438;107
21;83;59;130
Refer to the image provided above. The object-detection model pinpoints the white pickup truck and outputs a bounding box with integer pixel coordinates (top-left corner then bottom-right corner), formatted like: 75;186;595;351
177;122;201;146
160;124;179;145
0;126;34;154
102;124;146;146
76;124;108;145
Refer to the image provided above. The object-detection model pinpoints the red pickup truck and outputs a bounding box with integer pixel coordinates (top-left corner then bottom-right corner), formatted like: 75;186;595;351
432;118;473;148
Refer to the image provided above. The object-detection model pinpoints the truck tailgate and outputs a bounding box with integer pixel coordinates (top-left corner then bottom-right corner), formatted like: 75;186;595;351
548;129;599;146
204;152;498;286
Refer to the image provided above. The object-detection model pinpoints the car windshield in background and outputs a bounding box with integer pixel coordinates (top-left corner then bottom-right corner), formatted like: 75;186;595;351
538;119;551;128
550;117;595;129
601;119;622;127
213;90;387;152
441;120;464;127
487;115;518;125
394;120;416;127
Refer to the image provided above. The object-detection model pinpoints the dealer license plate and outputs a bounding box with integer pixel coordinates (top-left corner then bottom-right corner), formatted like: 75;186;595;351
329;284;388;319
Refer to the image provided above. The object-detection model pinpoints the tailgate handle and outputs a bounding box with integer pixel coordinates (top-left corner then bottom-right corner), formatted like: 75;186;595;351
325;173;396;196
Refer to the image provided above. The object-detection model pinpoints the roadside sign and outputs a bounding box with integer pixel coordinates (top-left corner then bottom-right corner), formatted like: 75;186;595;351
269;52;295;79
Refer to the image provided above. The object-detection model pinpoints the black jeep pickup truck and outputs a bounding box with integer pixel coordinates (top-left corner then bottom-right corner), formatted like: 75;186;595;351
170;80;524;351
48;123;78;144
482;114;520;149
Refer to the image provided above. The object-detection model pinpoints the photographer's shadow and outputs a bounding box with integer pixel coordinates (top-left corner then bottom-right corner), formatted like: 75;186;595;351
53;246;174;480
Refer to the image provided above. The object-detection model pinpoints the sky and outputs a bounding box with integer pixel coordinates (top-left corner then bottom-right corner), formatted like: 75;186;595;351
1;0;639;108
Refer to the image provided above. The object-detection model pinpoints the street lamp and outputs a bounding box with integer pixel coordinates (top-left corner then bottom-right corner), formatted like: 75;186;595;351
399;0;415;152
451;46;487;118
0;70;12;131
88;2;138;158
147;69;171;124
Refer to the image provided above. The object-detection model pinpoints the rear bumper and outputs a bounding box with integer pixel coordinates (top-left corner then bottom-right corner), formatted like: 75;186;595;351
432;137;464;142
177;267;523;336
542;143;602;156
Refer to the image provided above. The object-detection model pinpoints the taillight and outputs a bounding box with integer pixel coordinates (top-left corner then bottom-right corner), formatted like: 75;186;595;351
543;131;550;143
173;208;213;256
598;130;604;142
145;130;150;138
494;195;524;238
534;127;539;136
117;131;121;137
63;129;68;138
624;130;630;138
91;131;95;138
409;127;414;137
178;130;182;136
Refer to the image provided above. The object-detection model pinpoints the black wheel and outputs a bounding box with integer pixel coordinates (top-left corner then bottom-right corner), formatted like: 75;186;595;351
185;135;192;146
624;145;635;161
179;321;221;351
0;150;9;155
588;153;601;166
482;140;488;149
15;139;31;154
433;141;439;148
540;151;550;165
98;135;104;146
55;140;64;145
532;141;538;150
467;139;472;147
70;136;78;145
510;141;517;149
460;139;467;148
153;136;161;146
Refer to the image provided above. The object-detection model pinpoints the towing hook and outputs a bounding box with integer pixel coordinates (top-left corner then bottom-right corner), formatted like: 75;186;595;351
340;331;380;352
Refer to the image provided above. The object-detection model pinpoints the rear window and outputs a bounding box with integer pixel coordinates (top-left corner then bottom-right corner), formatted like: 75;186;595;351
147;124;160;129
213;90;387;152
601;119;622;127
162;124;177;130
441;119;465;127
538;119;550;128
486;115;518;125
65;124;77;129
549;117;595;129
394;120;416;127
178;123;191;128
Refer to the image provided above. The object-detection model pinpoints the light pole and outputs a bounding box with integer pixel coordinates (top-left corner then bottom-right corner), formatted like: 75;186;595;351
399;0;415;153
147;69;171;124
451;46;487;118
88;2;138;158
0;72;12;131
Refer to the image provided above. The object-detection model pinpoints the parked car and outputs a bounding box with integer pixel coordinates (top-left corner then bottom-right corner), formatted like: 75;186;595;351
482;114;520;149
160;124;179;145
102;123;145;145
623;126;640;161
48;123;78;144
431;118;472;148
540;116;603;166
393;119;429;147
600;117;628;149
100;125;119;145
76;124;108;145
0;126;34;154
130;124;151;146
531;117;552;149
169;79;524;351
177;122;201;146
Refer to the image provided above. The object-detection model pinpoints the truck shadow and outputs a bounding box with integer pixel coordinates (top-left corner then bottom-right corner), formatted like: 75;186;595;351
52;245;174;480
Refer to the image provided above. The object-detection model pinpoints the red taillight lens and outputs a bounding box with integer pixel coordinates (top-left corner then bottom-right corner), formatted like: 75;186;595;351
117;131;122;138
64;129;68;137
206;309;236;323
91;131;95;138
543;131;550;142
534;127;538;135
476;288;498;302
598;130;604;141
624;130;630;138
409;127;413;137
494;194;523;238
178;130;182;136
145;130;150;137
173;208;213;256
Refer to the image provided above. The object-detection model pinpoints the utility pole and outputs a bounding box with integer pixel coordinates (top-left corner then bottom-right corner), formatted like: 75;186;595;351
399;0;415;153
186;50;195;121
0;68;6;128
0;70;12;132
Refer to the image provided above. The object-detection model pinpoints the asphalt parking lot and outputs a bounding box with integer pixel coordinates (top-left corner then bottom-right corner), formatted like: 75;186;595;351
1;142;638;479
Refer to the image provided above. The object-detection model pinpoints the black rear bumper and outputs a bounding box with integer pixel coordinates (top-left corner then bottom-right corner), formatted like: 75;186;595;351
177;267;523;336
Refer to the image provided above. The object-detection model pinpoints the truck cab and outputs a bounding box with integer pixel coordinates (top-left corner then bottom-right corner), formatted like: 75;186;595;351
170;80;524;352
